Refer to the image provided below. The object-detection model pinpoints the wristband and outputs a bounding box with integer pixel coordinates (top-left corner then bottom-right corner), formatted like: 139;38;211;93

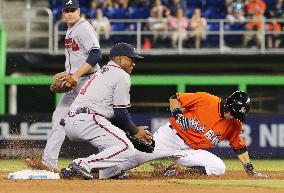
243;163;254;174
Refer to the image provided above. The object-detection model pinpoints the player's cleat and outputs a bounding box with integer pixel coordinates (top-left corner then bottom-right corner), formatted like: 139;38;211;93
60;162;93;180
110;171;131;179
163;169;178;177
24;157;57;172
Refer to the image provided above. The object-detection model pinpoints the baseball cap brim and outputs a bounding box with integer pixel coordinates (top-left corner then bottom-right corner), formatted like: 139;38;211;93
130;54;144;59
63;5;79;9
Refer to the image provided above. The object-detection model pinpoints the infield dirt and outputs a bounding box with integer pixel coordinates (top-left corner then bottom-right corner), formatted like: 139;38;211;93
0;171;283;193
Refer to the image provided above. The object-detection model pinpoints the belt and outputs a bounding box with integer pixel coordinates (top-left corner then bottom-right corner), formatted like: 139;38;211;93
169;124;187;144
68;107;104;117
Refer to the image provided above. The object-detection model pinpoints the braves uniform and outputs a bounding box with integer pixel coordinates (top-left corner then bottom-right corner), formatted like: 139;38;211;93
43;17;100;169
118;92;247;175
64;61;136;179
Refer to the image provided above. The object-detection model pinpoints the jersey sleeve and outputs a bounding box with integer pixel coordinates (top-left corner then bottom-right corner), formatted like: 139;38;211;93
113;75;131;108
80;23;100;52
177;92;204;108
228;122;246;149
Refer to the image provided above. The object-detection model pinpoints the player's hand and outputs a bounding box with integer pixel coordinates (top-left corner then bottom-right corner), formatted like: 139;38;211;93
53;71;68;82
134;126;153;144
243;163;271;179
247;170;271;178
253;171;271;178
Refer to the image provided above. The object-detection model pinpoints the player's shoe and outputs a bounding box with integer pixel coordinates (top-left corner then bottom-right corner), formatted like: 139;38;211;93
24;157;57;172
110;171;131;179
60;162;93;180
163;165;207;177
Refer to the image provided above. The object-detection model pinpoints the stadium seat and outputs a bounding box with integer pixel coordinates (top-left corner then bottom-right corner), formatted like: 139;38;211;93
87;8;97;19
129;7;150;19
204;7;225;19
53;6;62;22
186;0;203;7
206;23;220;46
110;8;130;19
224;23;245;46
186;6;197;18
110;23;129;44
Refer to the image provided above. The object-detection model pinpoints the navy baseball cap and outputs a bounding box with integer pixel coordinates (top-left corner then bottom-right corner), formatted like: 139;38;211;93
62;0;79;9
110;42;143;59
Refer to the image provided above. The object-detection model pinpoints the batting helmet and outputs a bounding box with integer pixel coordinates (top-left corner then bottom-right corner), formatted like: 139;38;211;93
224;91;251;121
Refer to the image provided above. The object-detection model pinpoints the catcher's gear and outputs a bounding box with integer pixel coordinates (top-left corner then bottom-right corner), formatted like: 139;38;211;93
224;91;251;121
50;72;77;93
243;163;270;178
127;134;155;153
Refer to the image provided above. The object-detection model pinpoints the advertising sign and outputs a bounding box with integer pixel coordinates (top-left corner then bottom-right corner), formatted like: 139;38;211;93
0;114;283;158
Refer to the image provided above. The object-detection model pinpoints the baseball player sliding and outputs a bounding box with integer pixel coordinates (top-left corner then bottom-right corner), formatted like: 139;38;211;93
59;42;153;180
115;91;270;178
26;0;102;171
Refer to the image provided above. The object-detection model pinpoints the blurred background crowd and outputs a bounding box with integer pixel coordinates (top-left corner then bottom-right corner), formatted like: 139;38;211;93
52;0;284;49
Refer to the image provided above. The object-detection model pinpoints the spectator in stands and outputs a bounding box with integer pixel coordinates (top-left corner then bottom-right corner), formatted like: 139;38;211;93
189;8;207;49
148;0;169;45
169;8;188;48
243;0;266;48
102;0;114;18
226;3;245;23
270;0;284;18
91;9;111;40
169;0;187;16
266;19;282;48
88;0;101;18
232;0;245;13
131;0;151;7
266;0;283;48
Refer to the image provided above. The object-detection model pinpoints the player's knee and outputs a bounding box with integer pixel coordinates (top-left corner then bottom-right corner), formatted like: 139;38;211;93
207;161;226;176
215;163;226;176
119;141;135;158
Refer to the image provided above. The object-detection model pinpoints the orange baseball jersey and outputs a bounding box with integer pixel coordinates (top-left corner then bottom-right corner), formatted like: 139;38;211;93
169;92;246;150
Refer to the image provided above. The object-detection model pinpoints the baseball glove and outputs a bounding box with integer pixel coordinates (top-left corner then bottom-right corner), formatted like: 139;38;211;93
50;72;77;93
127;134;155;153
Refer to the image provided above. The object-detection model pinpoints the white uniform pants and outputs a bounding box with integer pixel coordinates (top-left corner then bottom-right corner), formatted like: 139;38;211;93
64;113;135;179
43;75;92;168
118;122;226;176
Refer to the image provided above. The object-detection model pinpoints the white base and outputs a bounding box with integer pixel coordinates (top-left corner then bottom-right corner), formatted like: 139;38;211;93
8;169;60;179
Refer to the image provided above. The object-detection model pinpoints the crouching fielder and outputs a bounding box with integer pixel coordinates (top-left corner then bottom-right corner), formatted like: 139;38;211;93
117;91;270;178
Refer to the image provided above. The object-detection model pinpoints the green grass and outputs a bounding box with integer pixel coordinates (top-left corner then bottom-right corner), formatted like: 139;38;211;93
0;158;283;189
0;158;283;172
170;179;284;189
131;159;284;172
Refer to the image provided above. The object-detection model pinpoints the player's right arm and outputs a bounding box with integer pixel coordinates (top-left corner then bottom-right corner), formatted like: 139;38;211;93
112;75;152;144
70;49;102;81
69;21;102;83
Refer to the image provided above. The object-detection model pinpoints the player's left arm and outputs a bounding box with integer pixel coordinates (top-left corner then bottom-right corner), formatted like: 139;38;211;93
235;149;270;178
